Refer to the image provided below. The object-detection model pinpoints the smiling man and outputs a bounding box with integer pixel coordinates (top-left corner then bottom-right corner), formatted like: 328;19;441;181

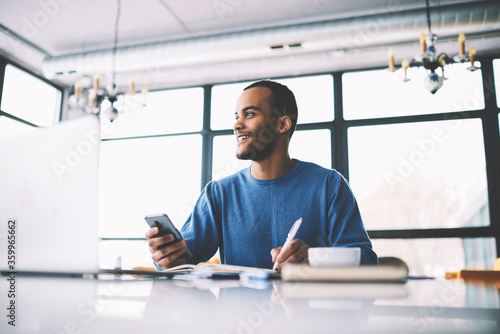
146;80;377;270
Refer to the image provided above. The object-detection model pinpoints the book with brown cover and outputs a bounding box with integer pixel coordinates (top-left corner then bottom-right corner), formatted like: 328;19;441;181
281;264;408;282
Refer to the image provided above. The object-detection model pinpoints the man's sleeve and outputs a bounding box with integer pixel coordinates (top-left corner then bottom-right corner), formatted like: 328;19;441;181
327;173;378;265
179;181;221;264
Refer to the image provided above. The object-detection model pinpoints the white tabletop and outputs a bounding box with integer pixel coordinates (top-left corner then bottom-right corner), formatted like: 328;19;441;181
1;274;499;334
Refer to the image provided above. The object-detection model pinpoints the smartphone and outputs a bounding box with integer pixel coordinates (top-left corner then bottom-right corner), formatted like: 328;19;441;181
145;213;192;258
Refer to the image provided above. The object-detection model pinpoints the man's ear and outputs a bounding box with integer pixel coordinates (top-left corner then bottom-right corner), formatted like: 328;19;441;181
277;116;292;135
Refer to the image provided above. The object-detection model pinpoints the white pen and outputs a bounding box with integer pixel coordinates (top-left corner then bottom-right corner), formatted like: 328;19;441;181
272;217;303;270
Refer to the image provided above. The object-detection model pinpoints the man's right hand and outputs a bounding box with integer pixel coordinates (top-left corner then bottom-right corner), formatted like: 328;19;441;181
145;227;187;269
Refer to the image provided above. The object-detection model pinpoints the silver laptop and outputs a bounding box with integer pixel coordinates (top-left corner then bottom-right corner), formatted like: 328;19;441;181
0;115;100;275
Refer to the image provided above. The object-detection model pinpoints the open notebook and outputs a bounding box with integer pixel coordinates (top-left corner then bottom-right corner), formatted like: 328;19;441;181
157;262;276;273
97;263;278;279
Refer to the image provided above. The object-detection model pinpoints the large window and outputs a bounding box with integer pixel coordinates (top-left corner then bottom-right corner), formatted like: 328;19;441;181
97;134;202;269
101;87;204;139
343;62;484;119
343;59;498;275
289;129;331;169
276;75;334;124
98;135;203;237
97;86;205;268
1;64;61;127
372;237;497;277
348;119;488;230
0;62;62;136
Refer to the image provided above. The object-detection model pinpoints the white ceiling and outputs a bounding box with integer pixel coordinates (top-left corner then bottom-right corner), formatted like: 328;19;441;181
1;0;430;56
0;0;499;90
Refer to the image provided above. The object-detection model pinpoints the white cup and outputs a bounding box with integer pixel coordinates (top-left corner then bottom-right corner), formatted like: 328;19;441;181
308;247;361;267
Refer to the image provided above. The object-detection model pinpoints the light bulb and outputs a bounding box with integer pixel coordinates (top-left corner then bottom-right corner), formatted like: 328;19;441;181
423;71;443;94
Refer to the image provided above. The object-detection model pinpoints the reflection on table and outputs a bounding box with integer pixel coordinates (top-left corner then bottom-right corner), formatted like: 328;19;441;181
0;274;498;333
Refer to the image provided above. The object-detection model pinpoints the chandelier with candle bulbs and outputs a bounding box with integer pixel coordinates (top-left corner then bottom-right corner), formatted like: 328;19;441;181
67;0;148;121
387;0;479;94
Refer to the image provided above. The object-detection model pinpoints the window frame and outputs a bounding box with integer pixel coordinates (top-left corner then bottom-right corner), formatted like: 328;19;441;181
336;56;500;259
76;56;500;260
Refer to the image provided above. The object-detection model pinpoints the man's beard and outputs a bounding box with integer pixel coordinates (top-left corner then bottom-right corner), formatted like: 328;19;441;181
236;128;276;161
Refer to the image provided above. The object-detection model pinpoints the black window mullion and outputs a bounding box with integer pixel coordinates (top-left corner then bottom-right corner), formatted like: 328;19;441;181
0;57;5;111
368;226;493;239
480;57;500;257
201;85;213;189
332;72;349;179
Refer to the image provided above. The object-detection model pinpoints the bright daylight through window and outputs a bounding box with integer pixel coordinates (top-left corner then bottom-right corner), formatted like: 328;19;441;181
343;60;494;275
343;62;484;120
348;119;488;230
1;64;61;127
494;59;500;108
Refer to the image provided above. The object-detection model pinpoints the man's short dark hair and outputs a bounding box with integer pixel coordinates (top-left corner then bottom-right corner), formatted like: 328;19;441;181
244;80;298;139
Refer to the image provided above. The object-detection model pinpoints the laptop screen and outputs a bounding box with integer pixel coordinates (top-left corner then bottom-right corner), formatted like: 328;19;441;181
0;115;100;274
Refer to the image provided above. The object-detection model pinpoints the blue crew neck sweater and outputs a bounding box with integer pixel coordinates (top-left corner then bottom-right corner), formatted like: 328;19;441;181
180;159;377;269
